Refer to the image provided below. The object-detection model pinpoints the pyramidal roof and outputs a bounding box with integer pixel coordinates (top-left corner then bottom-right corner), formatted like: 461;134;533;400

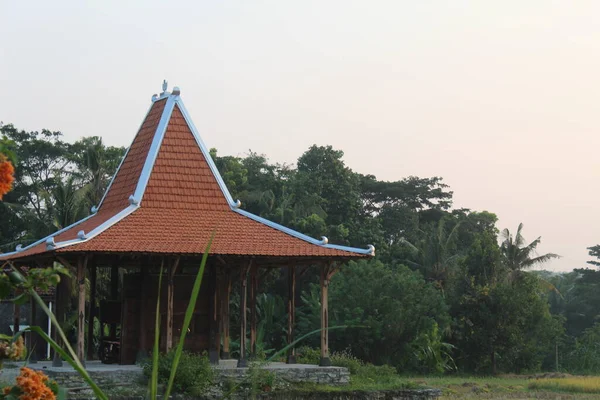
1;85;374;261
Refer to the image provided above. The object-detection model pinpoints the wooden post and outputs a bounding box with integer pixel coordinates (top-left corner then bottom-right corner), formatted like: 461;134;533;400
87;260;97;360
110;264;119;338
13;294;20;335
320;263;332;366
166;257;179;352
237;262;250;368
249;265;258;359
221;271;232;359
77;256;88;364
287;265;296;364
53;265;68;367
208;266;220;365
136;264;148;362
29;297;37;363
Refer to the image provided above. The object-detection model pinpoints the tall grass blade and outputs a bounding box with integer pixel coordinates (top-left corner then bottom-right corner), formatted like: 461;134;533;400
164;233;214;399
22;326;108;400
8;263;109;400
150;263;164;399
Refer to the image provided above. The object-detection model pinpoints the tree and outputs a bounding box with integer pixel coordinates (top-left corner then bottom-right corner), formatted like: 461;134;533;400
587;245;600;267
500;223;560;277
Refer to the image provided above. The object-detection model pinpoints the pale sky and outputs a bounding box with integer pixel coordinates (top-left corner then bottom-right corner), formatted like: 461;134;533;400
1;1;599;271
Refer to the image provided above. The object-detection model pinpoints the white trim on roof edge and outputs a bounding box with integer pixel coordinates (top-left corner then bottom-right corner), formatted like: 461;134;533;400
175;97;240;207
0;212;98;257
133;95;177;205
50;205;139;251
174;95;374;256
97;101;157;211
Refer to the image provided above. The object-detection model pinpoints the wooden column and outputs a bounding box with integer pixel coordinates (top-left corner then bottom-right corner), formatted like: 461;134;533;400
287;265;296;364
237;262;250;368
249;265;258;359
136;264;148;362
29;297;37;363
110;264;119;338
87;261;97;360
53;265;68;367
221;271;232;359
320;263;336;367
13;294;20;335
208;266;220;365
77;256;88;364
166;257;179;352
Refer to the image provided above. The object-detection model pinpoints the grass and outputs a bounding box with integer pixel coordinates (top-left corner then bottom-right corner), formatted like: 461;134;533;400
290;374;600;399
529;376;600;394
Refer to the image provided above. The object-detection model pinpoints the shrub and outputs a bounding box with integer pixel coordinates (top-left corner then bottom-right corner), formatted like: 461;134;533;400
331;349;363;374
296;346;320;365
142;350;213;395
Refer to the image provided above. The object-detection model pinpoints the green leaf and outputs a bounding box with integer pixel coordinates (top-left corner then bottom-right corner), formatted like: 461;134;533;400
164;233;214;400
24;326;108;400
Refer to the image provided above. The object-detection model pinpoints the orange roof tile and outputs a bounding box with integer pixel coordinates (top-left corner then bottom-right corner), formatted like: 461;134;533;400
1;88;374;261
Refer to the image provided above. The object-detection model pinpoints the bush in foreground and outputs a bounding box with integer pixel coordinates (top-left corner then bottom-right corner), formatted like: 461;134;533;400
142;350;213;395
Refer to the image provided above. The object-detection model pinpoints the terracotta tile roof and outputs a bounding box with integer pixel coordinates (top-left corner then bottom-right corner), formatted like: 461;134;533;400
0;90;373;261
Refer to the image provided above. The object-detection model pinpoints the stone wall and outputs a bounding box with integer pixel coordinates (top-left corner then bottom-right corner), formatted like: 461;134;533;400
216;366;350;385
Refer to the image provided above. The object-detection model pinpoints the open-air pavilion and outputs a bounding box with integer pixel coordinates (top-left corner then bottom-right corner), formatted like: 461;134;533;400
0;84;374;368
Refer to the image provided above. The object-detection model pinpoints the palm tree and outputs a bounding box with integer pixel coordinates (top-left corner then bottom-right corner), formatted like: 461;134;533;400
500;223;560;277
406;219;462;294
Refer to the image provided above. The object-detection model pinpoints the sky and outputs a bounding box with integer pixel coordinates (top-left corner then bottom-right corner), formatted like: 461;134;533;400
1;1;599;272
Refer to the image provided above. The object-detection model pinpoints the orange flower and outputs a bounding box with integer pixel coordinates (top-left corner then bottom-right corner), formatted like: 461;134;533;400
0;154;14;200
11;367;56;400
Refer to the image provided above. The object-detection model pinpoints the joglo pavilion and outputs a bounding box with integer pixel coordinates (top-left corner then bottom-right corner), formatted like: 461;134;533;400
0;83;374;368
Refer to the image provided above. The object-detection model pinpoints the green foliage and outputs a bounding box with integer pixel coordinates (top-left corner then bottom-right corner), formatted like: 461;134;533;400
319;259;450;370
295;346;320;365
410;322;456;374
563;323;600;374
330;349;364;374
142;351;213;395
587;245;600;267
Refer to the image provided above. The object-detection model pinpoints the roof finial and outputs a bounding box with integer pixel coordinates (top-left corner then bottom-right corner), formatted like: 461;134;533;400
162;79;168;94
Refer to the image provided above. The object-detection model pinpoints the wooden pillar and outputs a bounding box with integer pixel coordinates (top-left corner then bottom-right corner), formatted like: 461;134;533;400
136;264;148;362
237;263;250;368
320;263;331;366
53;266;67;367
287;265;296;364
208;266;220;365
13;294;20;335
110;264;119;338
29;297;37;363
249;265;258;359
166;257;179;352
77;256;87;364
221;271;232;359
87;261;97;360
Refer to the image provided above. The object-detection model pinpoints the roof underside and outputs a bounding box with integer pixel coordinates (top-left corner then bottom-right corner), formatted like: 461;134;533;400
1;90;373;261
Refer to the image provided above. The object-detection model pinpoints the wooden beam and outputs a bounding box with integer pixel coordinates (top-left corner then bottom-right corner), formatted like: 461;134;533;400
165;257;180;352
77;256;88;364
287;264;296;364
221;270;232;359
320;263;331;366
87;260;97;360
249;264;258;359
237;261;251;368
